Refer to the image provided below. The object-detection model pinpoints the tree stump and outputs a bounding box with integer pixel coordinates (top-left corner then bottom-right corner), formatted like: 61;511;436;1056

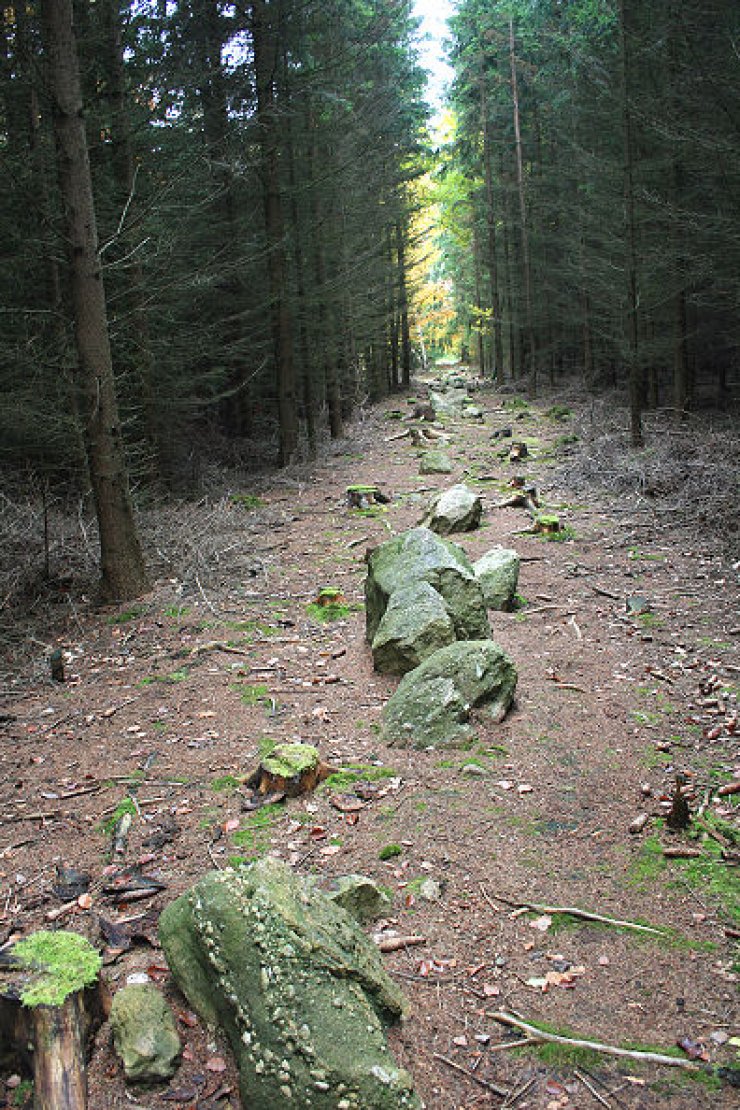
346;485;390;510
0;931;107;1110
246;743;337;799
534;513;561;536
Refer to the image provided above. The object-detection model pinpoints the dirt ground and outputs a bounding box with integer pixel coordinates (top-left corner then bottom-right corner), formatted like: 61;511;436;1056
1;376;738;1109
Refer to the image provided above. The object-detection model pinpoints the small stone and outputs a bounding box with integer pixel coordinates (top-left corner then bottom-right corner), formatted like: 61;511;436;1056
110;984;181;1083
461;763;486;776
327;875;392;923
417;879;442;903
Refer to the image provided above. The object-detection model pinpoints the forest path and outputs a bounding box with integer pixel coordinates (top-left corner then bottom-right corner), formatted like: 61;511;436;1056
2;374;738;1108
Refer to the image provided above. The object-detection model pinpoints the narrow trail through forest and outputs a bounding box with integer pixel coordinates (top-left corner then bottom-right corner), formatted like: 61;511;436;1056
1;372;738;1109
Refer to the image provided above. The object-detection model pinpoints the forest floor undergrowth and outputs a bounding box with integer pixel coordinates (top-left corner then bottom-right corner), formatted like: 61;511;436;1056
1;373;738;1109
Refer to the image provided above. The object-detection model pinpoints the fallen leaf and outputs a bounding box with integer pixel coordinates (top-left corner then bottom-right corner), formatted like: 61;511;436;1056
529;914;552;933
223;818;240;834
517;783;534;794
206;1057;227;1073
452;1035;468;1047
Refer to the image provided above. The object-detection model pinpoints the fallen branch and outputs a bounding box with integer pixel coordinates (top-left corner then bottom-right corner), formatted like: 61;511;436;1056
493;896;664;936
588;583;621;601
487;1012;701;1071
432;1053;510;1098
574;1069;611;1108
190;640;251;658
377;935;427;953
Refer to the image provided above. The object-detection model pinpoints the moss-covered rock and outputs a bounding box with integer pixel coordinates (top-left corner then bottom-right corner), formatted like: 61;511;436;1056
159;859;419;1110
381;640;517;749
421;484;482;536
365;527;489;643
110;984;181;1083
418;450;453;475
326;875;392;923
371;581;456;675
473;547;521;610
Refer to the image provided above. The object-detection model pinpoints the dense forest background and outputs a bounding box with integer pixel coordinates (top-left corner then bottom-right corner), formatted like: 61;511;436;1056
1;0;738;601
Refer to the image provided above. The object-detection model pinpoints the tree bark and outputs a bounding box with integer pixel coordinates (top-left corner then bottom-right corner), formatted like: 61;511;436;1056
396;221;412;390
480;78;504;380
41;0;149;601
250;0;298;465
619;0;643;447
508;18;536;395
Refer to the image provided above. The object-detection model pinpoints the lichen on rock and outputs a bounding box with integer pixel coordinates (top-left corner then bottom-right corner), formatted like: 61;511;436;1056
365;527;489;644
371;581;456;674
159;858;419;1109
380;640;518;749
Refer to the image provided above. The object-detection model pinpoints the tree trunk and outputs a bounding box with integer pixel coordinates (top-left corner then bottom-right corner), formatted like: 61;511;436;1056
480;79;504;381
619;0;643;447
99;0;161;471
41;0;149;601
508;18;536;395
250;0;298;466
396;221;412;390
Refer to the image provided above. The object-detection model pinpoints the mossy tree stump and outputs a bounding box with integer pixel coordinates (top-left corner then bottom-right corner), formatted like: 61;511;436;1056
346;485;390;510
534;513;561;535
0;931;106;1110
246;743;336;798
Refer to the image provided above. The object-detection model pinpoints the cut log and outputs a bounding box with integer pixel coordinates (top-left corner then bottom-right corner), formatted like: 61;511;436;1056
0;931;107;1110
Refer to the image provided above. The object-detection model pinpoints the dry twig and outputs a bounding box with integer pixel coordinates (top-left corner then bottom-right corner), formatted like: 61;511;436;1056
488;1012;700;1070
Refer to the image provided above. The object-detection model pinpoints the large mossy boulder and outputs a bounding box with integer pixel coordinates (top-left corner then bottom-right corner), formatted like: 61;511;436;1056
421;484;482;536
473;547;521;611
381;640;517;749
365;527;489;643
110;984;181;1083
371;581;456;675
159;859;419;1110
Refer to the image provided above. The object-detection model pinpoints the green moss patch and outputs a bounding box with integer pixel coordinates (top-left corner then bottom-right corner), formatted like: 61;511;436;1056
320;764;396;791
379;843;403;861
12;931;102;1007
230;493;264;510
211;774;242;793
262;742;318;779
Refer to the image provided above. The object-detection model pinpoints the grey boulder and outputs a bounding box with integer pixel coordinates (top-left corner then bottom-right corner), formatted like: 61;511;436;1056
159;858;419;1110
110;983;181;1083
365;527;489;643
422;484;482;536
473;547;521;610
381;640;517;749
419;450;453;475
327;875;392;923
371;581;456;674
